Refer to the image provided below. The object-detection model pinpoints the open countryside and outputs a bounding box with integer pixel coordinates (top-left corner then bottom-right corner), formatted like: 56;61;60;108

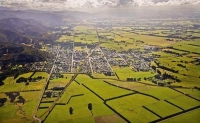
0;3;200;123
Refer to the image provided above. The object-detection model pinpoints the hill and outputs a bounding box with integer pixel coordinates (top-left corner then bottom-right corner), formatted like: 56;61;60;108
0;42;49;63
0;18;49;37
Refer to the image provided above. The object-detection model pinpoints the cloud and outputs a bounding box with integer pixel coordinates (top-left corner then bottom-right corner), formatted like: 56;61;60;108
0;0;199;10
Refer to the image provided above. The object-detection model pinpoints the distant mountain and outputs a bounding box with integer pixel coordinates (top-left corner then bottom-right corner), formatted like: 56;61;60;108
0;0;199;10
0;18;44;44
0;18;48;36
0;9;90;26
0;29;31;44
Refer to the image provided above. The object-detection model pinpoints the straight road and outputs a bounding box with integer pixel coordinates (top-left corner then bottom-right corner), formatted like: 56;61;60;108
33;46;60;123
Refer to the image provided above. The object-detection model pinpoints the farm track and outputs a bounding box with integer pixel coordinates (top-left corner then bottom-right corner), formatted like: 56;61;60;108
39;74;78;121
37;39;98;122
153;105;200;123
33;47;60;123
31;26;200;123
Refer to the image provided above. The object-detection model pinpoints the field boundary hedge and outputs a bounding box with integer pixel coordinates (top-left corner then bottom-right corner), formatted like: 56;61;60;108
169;87;200;102
115;72;120;80
82;84;104;101
74;80;80;85
105;93;136;101
150;105;200;123
67;94;84;104
41;101;54;103
104;102;131;123
164;100;184;111
103;80;160;100
143;106;162;118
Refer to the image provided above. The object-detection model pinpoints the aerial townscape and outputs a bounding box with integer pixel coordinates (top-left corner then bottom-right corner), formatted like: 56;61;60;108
0;0;200;123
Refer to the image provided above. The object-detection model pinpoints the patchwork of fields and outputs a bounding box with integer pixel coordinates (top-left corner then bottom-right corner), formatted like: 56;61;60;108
1;19;200;123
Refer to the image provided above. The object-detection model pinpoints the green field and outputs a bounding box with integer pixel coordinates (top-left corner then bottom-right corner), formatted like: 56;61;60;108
1;20;200;123
167;95;200;110
145;101;182;117
56;35;74;42
75;75;132;100
107;94;159;122
172;41;200;53
0;91;42;123
176;88;200;100
0;72;48;92
48;74;74;89
106;80;184;99
161;108;200;123
113;66;156;81
44;82;121;123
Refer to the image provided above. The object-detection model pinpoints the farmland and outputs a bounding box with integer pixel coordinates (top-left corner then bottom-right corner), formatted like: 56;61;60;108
1;15;200;123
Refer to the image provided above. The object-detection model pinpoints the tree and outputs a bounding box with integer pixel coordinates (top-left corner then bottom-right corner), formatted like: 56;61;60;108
16;77;27;83
0;73;6;86
69;107;73;115
151;65;156;71
14;73;19;79
25;82;29;86
88;103;93;116
0;80;4;86
137;78;141;81
88;103;93;111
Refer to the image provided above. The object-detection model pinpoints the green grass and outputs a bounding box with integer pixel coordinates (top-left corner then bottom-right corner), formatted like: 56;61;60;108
0;79;46;92
0;83;24;92
100;41;141;52
56;35;74;42
36;108;47;117
75;34;98;44
0;91;40;122
32;72;48;78
20;91;42;101
91;73;117;79
166;72;200;87
106;80;182;100
161;108;200;123
112;31;175;46
167;95;200;110
39;103;52;108
176;88;200;100
3;72;34;84
172;41;200;53
107;94;159;122
23;100;38;116
48;74;74;89
45;81;115;123
113;66;155;81
3;77;15;84
16;72;34;80
76;75;132;100
1;72;47;92
156;56;200;78
0;104;18;121
145;101;182;117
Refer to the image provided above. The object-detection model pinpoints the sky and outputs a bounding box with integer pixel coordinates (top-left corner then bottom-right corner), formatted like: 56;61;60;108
0;0;200;10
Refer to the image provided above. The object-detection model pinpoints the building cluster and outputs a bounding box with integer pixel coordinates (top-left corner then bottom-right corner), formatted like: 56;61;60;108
101;48;127;66
71;50;91;73
102;48;152;71
54;46;73;73
90;47;113;73
23;43;155;74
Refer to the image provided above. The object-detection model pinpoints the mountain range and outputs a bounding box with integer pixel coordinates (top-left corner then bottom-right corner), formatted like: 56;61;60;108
0;0;200;10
